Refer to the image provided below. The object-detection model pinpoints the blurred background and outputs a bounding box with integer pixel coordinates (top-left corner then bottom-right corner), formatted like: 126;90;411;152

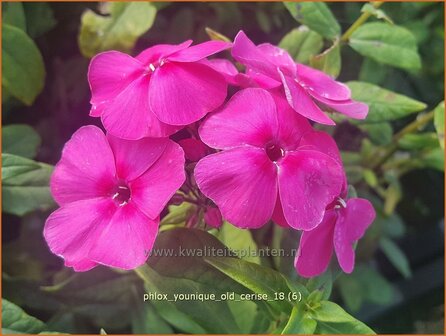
2;2;444;334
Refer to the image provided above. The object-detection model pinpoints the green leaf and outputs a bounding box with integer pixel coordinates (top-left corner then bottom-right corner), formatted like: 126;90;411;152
2;3;26;31
347;81;427;123
398;133;440;151
284;2;340;40
310;40;341;77
359;122;393;146
205;256;293;314
2;24;45;105
1;153;54;216
2;299;46;334
433;101;445;149
78;2;157;58
2;124;41;158
217;221;260;264
281;303;317;334
418;147;444;171
337;275;364;311
23;3;56;38
311;301;376;334
278;26;323;64
131;302;173;334
136;265;241;334
160;201;196;226
379;237;411;278
359;58;388;85
354;265;394;305
360;3;393;24
349;22;421;71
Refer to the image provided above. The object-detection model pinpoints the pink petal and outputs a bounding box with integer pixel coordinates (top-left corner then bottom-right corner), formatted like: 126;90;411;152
299;130;342;164
257;43;296;77
101;75;180;139
312;94;369;120
334;198;375;273
149;62;227;125
88;51;145;116
299;130;347;193
195;147;278;229
205;58;254;87
199;88;278;149
272;92;312;151
130;141;186;219
107;134;169;181
232;31;279;80
89;203;159;270
278;150;344;230
297;64;351;101
135;40;192;64
279;70;335;125
44;198;116;270
295;210;337;278
65;259;97;272
246;69;282;89
178;138;209;162
167;41;231;62
271;195;289;228
50;126;116;206
204;206;223;228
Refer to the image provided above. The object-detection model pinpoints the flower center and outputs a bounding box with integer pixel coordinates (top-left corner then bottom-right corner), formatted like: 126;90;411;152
265;143;284;162
112;181;131;206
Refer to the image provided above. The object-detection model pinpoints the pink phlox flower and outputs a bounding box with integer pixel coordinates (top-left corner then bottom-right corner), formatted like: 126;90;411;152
44;126;185;271
231;31;368;125
204;206;223;228
294;130;376;277
178;138;211;162
88;40;231;139
194;88;345;230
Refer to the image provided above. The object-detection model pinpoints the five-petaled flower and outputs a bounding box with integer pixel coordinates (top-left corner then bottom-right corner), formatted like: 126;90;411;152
195;88;345;230
88;40;231;139
44;126;185;271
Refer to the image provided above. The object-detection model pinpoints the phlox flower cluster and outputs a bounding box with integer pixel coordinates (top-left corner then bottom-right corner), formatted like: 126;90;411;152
45;31;375;277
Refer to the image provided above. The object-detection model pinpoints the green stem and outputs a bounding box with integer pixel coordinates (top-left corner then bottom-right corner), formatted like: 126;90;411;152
369;111;435;170
341;1;384;42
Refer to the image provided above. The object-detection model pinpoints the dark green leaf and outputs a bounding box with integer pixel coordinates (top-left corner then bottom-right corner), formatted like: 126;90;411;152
433;101;444;149
2;153;54;216
337;275;364;311
310;40;341;77
347;81;426;123
131;302;173;334
359;122;393;146
279;26;323;64
284;2;340;40
2;3;26;31
418;147;444;171
359;58;388;85
379;237;411;278
137;265;241;334
2;299;46;334
23;3;56;38
349;22;421;71
79;2;157;58
205;256;293;314
2;124;41;158
2;24;45;105
354;265;394;305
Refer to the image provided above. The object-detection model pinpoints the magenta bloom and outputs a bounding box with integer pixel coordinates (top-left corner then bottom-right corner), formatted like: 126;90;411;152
195;88;344;230
231;31;368;125
44;126;185;271
294;131;375;277
88;40;230;139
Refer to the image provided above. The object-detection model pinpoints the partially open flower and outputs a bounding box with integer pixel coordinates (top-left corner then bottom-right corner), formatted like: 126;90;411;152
44;126;185;271
231;31;368;125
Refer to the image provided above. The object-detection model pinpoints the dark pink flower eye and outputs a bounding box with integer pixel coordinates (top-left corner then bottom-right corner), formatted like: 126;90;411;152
265;142;284;162
112;181;131;206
